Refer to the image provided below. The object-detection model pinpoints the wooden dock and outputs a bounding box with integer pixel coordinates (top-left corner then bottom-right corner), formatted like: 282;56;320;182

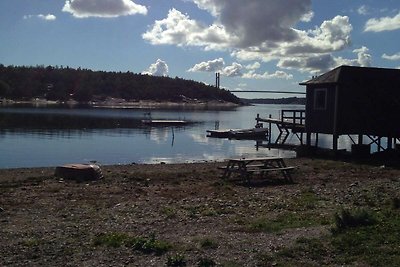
256;109;306;145
255;117;305;132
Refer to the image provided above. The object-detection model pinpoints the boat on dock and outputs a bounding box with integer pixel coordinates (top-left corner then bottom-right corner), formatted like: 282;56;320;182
207;127;269;140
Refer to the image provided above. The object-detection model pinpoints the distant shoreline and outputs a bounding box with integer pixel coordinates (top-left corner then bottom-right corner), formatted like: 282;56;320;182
0;98;241;109
1;97;308;108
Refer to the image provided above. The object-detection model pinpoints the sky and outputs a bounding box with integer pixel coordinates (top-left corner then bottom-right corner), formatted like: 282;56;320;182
1;0;400;98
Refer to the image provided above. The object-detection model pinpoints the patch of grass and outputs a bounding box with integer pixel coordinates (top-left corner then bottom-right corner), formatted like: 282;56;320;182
22;238;42;247
127;234;171;255
391;197;400;209
311;160;351;171
332;208;376;233
291;188;320;210
166;253;186;266
199;238;218;249
93;232;130;248
184;205;222;218
200;207;218;217
330;209;400;266
355;187;389;208
257;237;330;266
245;212;329;233
261;209;400;266
185;206;200;218
93;233;171;255
162;206;178;219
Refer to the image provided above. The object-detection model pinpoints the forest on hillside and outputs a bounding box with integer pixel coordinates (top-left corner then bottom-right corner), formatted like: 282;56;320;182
0;64;241;104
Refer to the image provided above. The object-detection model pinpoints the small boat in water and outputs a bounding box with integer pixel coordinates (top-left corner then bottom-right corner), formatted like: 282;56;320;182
141;119;189;125
207;127;268;139
141;111;189;125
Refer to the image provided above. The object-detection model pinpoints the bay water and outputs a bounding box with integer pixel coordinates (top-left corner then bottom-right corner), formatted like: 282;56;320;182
0;104;352;169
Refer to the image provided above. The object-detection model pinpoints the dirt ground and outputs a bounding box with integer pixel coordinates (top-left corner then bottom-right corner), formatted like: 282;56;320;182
1;157;400;266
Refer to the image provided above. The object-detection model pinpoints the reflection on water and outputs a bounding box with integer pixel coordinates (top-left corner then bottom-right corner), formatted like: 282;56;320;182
0;104;301;168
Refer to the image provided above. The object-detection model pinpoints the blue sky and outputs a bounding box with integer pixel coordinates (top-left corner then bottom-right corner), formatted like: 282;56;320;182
1;0;400;98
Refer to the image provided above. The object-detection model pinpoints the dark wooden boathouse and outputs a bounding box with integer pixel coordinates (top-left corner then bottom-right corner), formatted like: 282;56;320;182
300;65;400;152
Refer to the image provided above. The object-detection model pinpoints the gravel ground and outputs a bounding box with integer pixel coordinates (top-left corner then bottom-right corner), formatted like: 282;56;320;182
1;157;400;266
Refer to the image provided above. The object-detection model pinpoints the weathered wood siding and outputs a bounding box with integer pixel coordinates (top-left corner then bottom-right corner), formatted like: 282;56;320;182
305;84;336;134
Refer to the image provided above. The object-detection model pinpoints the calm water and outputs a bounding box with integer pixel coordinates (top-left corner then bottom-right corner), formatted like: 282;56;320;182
0;103;350;169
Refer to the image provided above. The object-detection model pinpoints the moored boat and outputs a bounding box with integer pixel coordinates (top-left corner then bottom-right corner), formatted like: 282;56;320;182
207;127;268;139
141;119;189;125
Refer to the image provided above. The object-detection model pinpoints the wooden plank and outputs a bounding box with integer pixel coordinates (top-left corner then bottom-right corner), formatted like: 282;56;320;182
218;164;266;170
246;166;295;172
226;156;282;162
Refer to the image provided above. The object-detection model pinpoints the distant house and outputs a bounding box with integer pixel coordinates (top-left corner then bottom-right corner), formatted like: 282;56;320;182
300;65;400;151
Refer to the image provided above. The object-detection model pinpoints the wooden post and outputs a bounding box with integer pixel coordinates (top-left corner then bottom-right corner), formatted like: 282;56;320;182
300;132;304;145
388;136;393;150
333;134;338;151
306;132;311;147
332;85;339;152
378;137;381;152
268;114;272;144
358;134;363;145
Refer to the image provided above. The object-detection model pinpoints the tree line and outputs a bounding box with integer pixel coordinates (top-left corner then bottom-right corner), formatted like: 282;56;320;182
0;64;241;104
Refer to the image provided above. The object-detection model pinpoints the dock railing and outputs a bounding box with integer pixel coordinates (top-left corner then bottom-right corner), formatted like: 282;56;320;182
281;109;306;128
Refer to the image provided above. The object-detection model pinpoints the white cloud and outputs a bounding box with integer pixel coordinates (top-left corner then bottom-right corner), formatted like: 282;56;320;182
142;59;169;76
245;62;261;70
188;59;292;80
145;1;353;75
353;46;372;67
300;10;314;22
24;14;56;21
357;5;369;15
188;58;224;72
242;70;293;80
233;16;352;65
142;8;236;50
382;52;400;61
191;0;312;47
364;12;400;32
278;46;372;74
188;58;245;77
144;1;314;48
221;63;243;77
62;0;147;18
39;14;57;21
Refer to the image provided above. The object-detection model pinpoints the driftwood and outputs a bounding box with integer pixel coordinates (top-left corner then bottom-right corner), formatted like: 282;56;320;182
54;164;103;181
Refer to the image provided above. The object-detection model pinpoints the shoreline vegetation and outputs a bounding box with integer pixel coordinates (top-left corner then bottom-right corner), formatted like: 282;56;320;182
0;64;241;105
1;157;400;266
0;64;306;108
0;97;241;109
0;97;305;109
0;97;304;109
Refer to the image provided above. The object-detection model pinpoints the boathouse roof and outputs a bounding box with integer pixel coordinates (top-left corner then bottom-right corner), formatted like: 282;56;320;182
299;65;400;86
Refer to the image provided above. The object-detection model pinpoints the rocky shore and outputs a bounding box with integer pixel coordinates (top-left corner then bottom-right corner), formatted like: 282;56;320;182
1;158;400;266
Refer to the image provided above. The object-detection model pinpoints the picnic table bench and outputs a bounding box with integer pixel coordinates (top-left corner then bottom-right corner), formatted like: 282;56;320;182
218;157;295;183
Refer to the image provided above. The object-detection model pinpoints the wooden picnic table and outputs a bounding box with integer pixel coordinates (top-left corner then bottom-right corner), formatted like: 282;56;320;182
219;157;295;183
